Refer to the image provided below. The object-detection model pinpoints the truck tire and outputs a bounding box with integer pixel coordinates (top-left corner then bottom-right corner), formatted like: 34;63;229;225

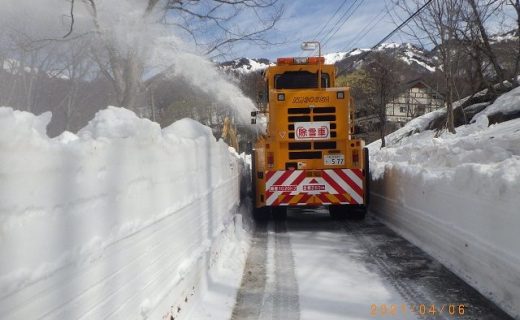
329;205;347;220
348;205;366;220
364;147;370;206
272;206;287;221
253;207;270;221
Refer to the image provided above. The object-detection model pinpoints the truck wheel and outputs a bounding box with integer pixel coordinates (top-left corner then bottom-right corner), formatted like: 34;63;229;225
272;206;287;221
348;205;367;220
329;205;347;220
253;207;270;222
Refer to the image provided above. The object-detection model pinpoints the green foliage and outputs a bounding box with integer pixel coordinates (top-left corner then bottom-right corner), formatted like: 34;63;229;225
337;69;376;98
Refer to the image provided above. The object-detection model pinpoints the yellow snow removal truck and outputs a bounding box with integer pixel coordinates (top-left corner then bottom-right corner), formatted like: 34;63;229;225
250;43;369;221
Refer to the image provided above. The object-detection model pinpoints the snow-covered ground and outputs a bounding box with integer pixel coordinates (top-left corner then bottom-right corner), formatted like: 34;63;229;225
288;211;413;320
368;88;520;319
0;106;250;319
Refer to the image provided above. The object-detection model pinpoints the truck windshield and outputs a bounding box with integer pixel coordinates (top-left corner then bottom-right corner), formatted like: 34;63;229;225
274;71;330;89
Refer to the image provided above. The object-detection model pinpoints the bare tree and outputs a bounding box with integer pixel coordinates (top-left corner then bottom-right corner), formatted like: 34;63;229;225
0;31;65;112
454;0;512;94
396;0;464;134
366;53;401;147
507;0;520;78
466;0;507;83
54;38;96;130
339;53;401;148
64;0;283;110
160;0;283;57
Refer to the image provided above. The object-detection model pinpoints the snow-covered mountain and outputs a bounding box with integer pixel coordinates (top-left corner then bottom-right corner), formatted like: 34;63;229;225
218;57;272;74
219;42;437;75
220;32;520;76
334;42;437;74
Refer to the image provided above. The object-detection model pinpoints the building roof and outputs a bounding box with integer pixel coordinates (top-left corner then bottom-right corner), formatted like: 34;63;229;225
401;78;445;98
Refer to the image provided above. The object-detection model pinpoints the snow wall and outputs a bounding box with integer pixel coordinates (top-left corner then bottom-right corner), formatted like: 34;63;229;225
369;118;520;319
0;106;249;319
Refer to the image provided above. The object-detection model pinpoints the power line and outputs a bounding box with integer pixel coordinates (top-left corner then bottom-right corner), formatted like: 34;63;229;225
336;0;433;75
342;8;389;53
312;0;349;41
302;0;350;56
306;0;364;57
371;0;432;51
319;0;359;43
321;0;366;49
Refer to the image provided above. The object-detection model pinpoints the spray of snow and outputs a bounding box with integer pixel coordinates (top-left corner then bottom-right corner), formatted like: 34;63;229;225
151;36;256;124
0;0;258;126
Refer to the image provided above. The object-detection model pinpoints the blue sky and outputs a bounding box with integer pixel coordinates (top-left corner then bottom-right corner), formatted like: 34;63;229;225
229;0;412;60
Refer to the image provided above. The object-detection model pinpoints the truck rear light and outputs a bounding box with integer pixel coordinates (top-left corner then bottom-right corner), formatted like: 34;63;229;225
308;57;325;64
277;57;294;64
277;93;285;101
306;170;322;177
267;152;274;168
276;57;324;65
337;91;344;99
352;150;359;165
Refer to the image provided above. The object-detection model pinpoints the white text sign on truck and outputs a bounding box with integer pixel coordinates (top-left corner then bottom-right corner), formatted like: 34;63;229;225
295;121;330;140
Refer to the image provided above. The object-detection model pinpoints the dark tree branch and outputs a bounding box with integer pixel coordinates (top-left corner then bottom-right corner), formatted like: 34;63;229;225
63;0;75;38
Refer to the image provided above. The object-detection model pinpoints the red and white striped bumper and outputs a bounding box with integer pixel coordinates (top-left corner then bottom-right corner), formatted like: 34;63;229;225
264;169;365;206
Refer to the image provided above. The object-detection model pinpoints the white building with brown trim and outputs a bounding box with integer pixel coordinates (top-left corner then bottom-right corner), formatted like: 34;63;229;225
386;79;445;126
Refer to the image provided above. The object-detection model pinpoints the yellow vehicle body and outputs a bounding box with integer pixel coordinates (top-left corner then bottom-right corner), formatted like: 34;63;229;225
252;57;369;220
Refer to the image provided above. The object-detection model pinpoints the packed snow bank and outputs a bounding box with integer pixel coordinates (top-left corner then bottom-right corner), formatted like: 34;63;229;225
473;85;520;121
368;101;520;318
0;106;249;319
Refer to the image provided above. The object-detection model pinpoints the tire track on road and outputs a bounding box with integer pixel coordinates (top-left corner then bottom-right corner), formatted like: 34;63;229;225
271;220;300;320
232;219;300;320
231;223;268;320
343;217;513;320
343;218;436;320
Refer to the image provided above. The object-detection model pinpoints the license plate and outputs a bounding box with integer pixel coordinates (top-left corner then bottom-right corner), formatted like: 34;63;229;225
324;154;344;165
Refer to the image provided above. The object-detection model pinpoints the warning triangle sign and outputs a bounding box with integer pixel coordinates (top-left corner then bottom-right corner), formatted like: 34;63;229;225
309;178;319;184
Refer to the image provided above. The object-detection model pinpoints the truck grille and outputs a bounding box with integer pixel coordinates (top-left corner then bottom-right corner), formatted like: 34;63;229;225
287;106;337;145
289;142;312;150
314;141;337;149
313;107;335;113
288;108;311;114
285;106;338;159
289;151;322;160
288;115;311;122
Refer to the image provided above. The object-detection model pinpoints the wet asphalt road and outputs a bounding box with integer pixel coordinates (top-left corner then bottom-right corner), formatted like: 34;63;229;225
231;207;513;320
